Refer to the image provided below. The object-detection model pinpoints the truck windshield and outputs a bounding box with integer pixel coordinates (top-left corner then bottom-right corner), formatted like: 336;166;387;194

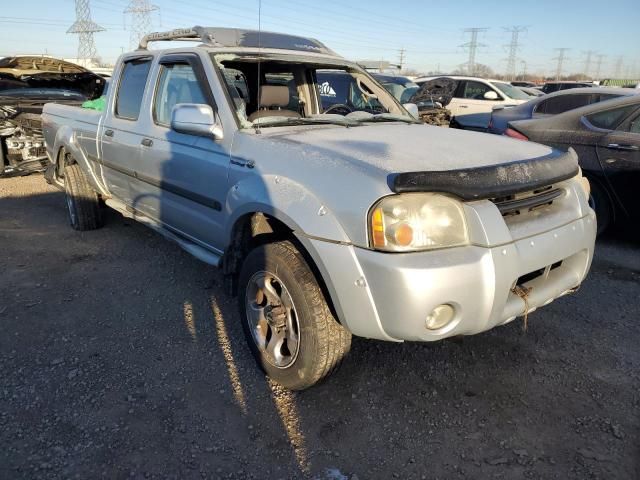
213;54;412;128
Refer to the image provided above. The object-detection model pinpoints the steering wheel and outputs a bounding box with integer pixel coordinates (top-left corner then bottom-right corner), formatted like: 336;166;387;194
323;103;353;115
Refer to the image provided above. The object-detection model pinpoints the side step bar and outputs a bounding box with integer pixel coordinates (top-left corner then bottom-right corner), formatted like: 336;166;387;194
104;198;222;267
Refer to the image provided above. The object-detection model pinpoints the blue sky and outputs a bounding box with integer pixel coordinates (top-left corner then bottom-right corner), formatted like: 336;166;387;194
1;0;639;77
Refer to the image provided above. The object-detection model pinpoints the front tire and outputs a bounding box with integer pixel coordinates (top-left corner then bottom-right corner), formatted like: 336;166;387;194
238;241;351;390
64;163;102;231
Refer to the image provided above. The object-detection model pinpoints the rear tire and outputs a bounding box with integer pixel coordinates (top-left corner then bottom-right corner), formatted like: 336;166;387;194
238;241;351;390
64;163;102;231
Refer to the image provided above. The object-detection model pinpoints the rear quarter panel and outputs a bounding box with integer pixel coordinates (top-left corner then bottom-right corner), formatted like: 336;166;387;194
42;103;107;194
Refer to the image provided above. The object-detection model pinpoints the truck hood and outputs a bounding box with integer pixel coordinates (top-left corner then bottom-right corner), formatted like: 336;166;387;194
262;122;554;174
259;123;578;199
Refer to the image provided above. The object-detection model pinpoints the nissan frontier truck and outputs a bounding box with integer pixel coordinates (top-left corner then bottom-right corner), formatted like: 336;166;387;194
42;27;596;390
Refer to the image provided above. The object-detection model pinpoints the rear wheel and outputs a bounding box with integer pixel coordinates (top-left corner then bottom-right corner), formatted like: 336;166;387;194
64;163;102;231
238;241;351;390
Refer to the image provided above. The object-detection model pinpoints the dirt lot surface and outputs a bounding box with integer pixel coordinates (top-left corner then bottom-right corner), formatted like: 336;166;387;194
1;175;639;480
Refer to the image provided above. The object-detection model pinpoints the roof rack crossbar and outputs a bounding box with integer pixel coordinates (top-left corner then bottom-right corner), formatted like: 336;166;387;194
138;28;203;50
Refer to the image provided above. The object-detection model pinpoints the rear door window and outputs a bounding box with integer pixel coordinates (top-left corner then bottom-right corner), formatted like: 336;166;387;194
536;94;593;114
586;105;637;130
115;58;152;120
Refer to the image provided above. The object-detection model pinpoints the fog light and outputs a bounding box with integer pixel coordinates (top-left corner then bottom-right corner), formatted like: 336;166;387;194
425;304;455;330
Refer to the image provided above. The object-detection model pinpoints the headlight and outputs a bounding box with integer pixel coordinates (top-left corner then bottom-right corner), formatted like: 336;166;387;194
369;193;469;252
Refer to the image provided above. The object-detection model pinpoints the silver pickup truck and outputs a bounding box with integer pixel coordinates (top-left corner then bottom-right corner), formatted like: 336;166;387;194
42;27;596;390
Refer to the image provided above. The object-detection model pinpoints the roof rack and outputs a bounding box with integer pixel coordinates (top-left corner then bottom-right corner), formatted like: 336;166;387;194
138;28;201;49
138;26;338;57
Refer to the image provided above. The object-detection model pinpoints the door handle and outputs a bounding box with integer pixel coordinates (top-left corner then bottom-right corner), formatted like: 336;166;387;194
459;105;469;108
141;138;153;147
607;143;639;151
104;129;114;137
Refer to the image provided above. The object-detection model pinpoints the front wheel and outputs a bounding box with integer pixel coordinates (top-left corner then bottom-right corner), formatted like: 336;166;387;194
238;241;351;390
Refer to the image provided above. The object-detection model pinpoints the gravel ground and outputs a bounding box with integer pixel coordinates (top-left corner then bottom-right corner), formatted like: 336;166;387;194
1;175;639;480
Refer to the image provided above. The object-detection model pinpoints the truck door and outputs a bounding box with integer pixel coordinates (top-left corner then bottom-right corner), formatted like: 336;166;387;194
594;106;640;220
100;56;153;206
133;53;231;251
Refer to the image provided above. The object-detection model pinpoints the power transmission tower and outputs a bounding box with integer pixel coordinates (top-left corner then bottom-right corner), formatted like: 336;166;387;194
582;50;595;80
124;0;159;50
553;48;570;80
504;26;527;81
594;54;606;81
67;0;104;64
614;56;623;78
460;28;488;75
398;48;406;72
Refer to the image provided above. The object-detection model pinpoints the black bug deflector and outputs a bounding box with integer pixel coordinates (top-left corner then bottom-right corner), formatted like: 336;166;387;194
390;149;579;200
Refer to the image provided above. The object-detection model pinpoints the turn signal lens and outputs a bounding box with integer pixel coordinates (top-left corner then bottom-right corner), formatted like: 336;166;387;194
371;207;386;248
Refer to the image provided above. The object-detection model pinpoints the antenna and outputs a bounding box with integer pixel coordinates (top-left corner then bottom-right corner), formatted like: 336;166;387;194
255;0;262;133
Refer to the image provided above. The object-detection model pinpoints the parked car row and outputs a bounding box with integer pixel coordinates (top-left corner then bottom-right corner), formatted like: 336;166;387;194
39;26;596;390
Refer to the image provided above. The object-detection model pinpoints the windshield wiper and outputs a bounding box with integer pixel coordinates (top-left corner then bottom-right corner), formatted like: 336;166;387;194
354;113;420;124
252;116;359;128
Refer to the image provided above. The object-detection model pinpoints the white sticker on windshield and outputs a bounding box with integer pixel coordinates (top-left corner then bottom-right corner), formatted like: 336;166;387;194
318;81;336;97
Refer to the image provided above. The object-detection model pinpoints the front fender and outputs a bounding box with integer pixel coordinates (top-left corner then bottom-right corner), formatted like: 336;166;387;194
225;174;352;244
53;125;109;196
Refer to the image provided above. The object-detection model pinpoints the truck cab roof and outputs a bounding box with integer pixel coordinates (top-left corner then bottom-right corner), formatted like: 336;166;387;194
137;26;342;60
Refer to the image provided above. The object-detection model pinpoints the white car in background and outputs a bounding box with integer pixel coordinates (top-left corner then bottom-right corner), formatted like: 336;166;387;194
415;75;530;130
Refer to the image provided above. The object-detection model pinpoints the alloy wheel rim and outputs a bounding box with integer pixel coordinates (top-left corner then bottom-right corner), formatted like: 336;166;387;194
245;271;300;369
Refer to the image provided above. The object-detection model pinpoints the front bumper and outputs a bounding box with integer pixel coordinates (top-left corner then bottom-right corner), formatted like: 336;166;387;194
304;211;595;342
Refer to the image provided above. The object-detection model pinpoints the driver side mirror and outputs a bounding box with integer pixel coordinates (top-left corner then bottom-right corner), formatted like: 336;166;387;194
483;91;499;101
403;103;419;119
171;103;224;140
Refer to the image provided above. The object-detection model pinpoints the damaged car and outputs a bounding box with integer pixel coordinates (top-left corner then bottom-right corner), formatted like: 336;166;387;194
0;56;105;177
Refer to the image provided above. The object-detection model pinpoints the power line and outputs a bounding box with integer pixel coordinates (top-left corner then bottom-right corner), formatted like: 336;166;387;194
124;0;159;50
67;0;104;62
553;48;570;80
504;26;527;81
460;27;488;75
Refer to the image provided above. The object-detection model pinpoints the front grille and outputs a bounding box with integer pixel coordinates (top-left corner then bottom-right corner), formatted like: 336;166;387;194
491;185;562;217
516;261;563;286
